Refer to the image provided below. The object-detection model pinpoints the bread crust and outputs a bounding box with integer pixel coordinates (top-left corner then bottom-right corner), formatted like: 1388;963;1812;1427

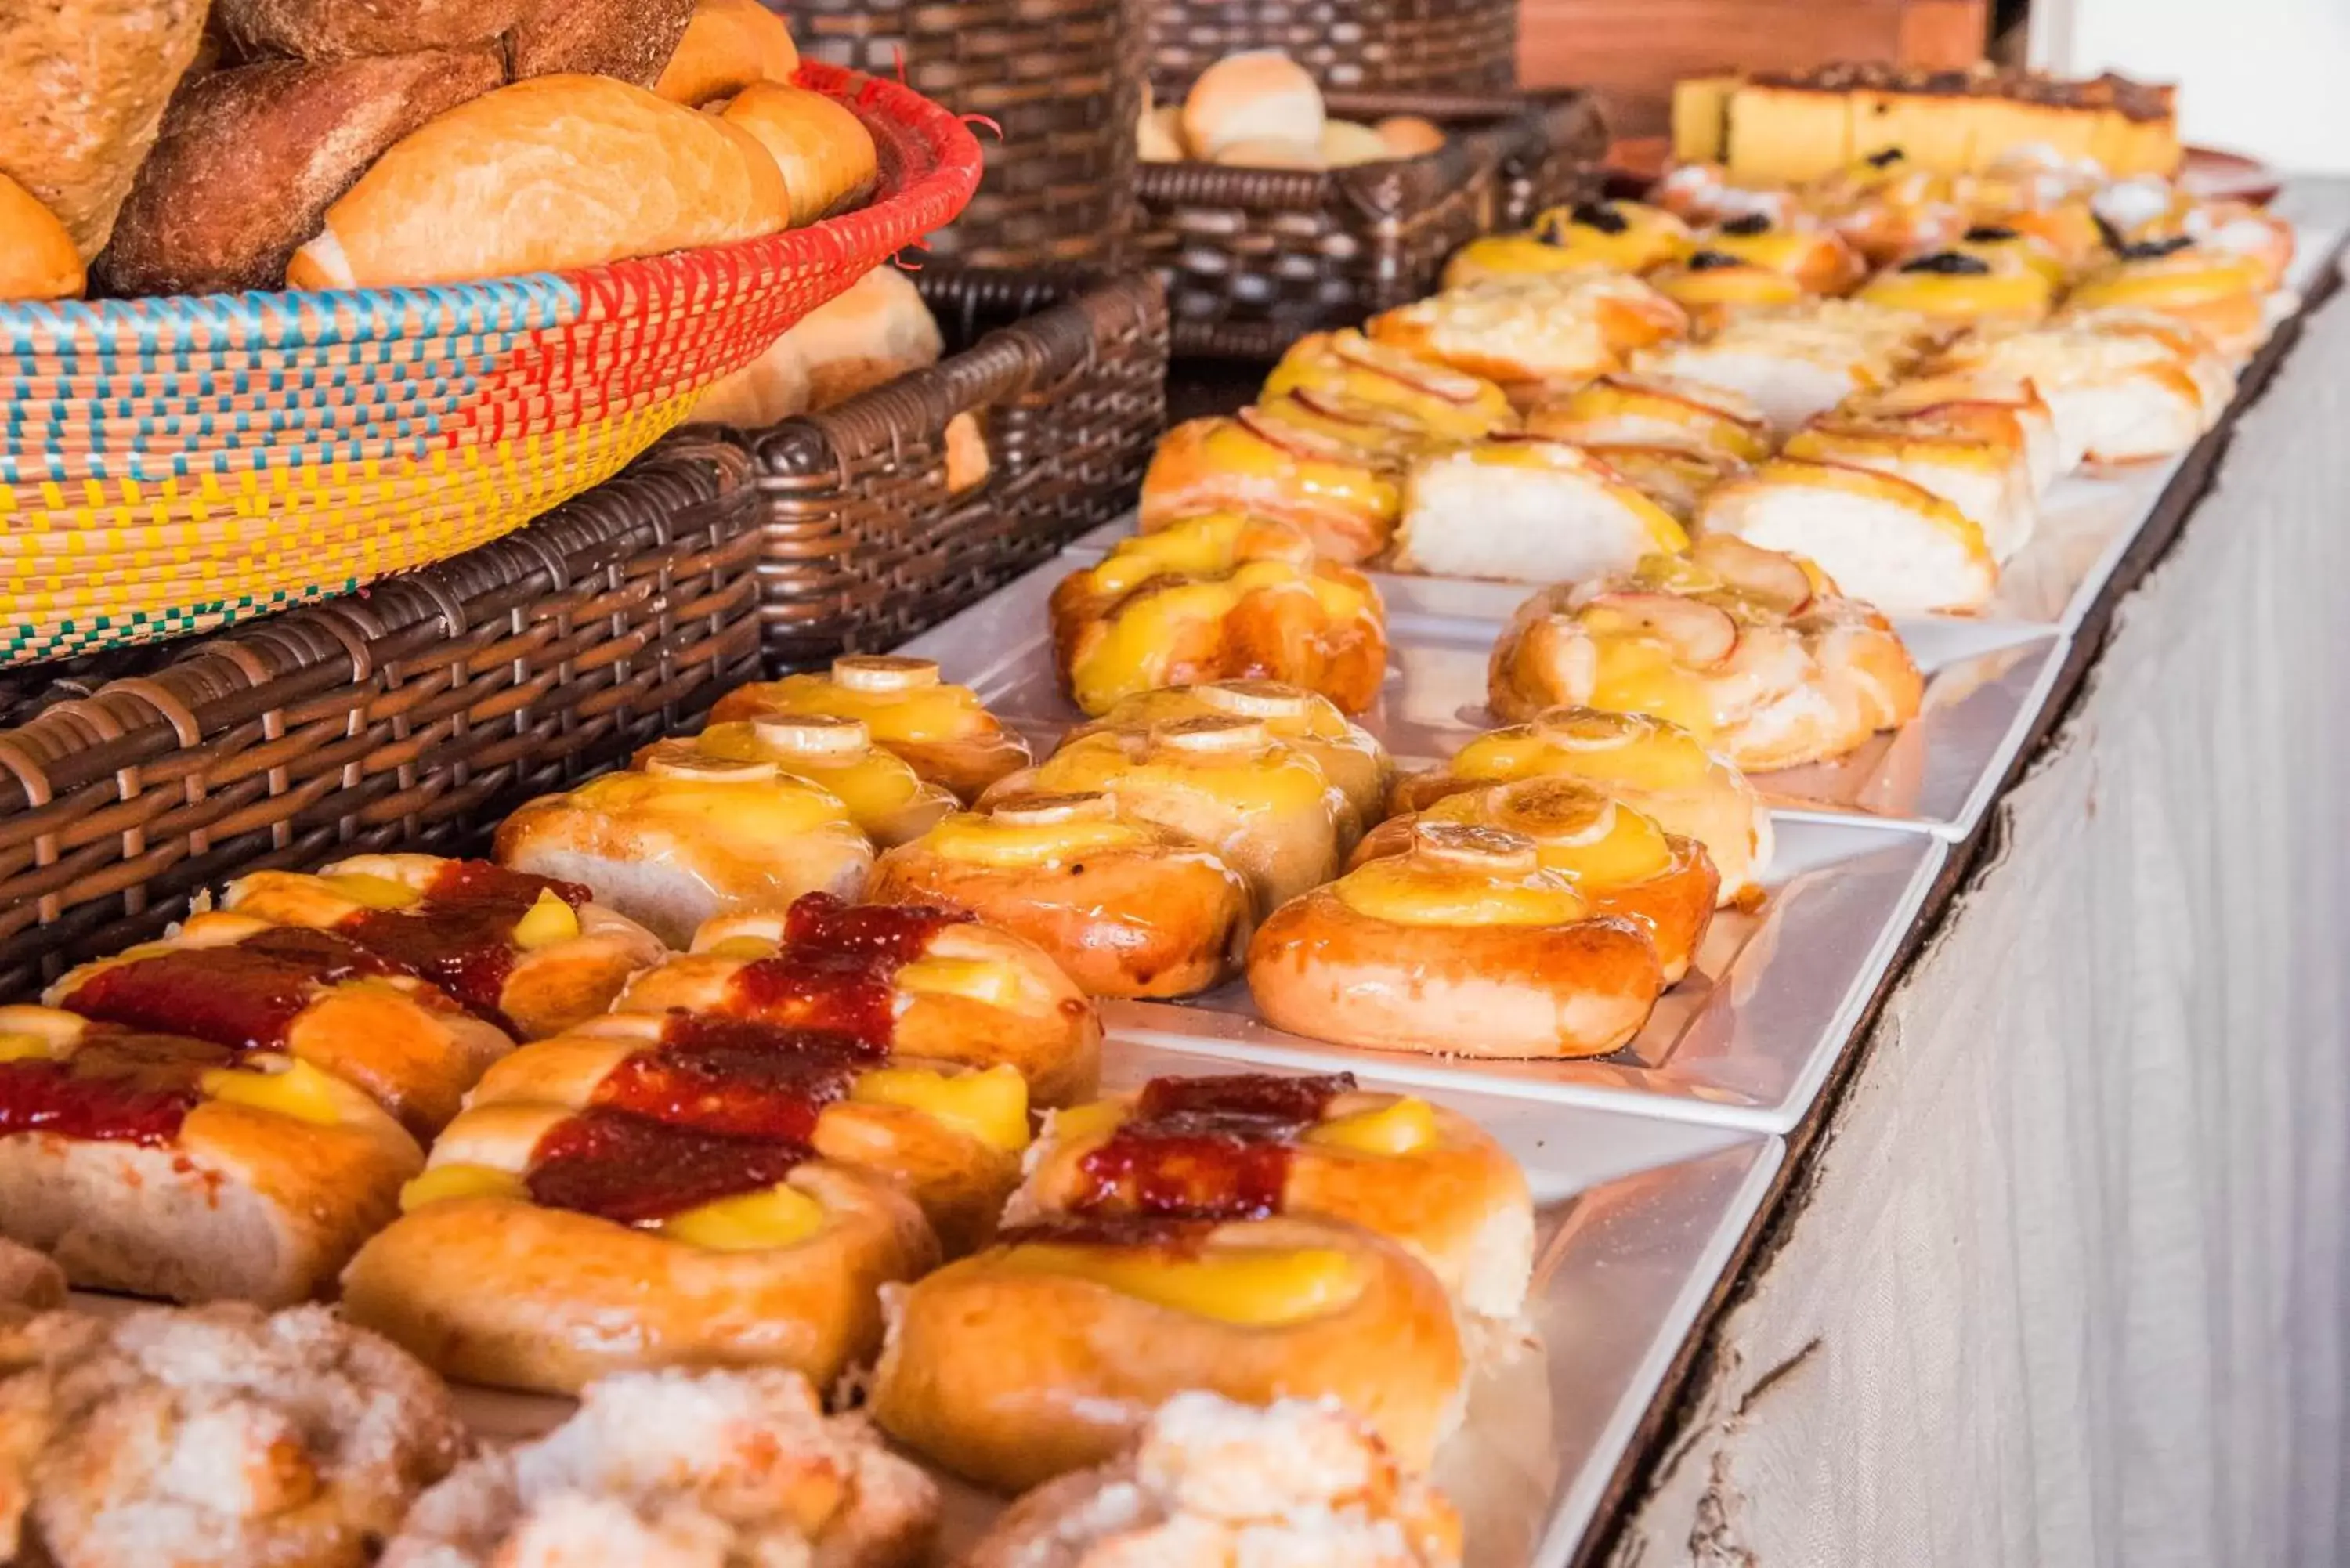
214;0;529;59
99;49;507;297
656;0;801;104
1249;889;1665;1057
705;670;1034;805
507;0;696;86
0;176;85;301
341;1163;938;1394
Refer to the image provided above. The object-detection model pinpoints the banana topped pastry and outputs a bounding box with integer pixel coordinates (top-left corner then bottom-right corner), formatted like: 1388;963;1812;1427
634;721;956;848
1635;298;1942;435
1487;539;1924;769
707;655;1033;805
1836;373;2061;495
1050;513;1389;715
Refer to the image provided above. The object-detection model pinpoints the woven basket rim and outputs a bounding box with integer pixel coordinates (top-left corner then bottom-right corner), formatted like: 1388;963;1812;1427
0;62;985;341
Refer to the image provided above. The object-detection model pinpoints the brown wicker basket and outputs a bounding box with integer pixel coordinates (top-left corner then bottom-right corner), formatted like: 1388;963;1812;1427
1148;0;1517;98
740;268;1168;668
1138;88;1609;361
0;437;760;1000
771;0;1146;268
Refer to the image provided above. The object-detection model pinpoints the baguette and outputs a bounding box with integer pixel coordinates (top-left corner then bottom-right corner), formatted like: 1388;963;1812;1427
507;0;696;87
655;0;801;104
721;81;880;227
0;0;211;258
99;49;506;298
213;0;527;59
286;74;787;290
0;175;84;301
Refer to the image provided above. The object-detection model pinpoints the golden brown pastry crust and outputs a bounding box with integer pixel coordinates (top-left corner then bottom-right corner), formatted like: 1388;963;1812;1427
706;659;1034;807
1137;417;1401;565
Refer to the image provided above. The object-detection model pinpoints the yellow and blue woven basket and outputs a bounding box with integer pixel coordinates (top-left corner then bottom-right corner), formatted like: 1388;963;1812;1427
0;63;983;663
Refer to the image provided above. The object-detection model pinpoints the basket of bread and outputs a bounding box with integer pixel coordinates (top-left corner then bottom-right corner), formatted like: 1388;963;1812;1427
0;0;984;664
1148;0;1518;99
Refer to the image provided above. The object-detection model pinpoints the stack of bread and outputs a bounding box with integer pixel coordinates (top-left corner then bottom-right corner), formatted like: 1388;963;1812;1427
0;0;879;301
1138;49;1448;171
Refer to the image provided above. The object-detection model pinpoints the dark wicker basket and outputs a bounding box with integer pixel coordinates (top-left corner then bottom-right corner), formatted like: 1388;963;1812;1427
739;268;1168;669
1137;88;1608;361
770;0;1146;268
0;437;761;1000
1148;0;1517;98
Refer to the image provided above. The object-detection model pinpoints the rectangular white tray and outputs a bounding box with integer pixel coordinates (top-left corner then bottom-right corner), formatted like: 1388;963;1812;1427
898;558;2066;842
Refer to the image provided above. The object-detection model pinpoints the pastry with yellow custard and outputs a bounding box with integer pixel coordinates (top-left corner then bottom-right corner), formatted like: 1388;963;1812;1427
1526;372;1773;464
1389;436;1690;586
338;1098;938;1396
1392;706;1770;906
217;852;667;1046
1354;778;1717;983
1808;154;1968;268
1367;272;1689;404
446;1011;1031;1255
1439;198;1693;288
1488;539;1926;766
614;893;1101;1106
1006;1071;1535;1317
1782;410;2037;560
1855;247;2055;327
493;753;874;948
1696;454;1997;616
707;655;1033;805
1260;328;1519;440
1063;678;1393;836
965;1392;1461;1568
1690;215;1864;293
1644;249;1808;333
634;721;956;847
0;1006;422;1306
2062;242;2274;359
984;716;1349;917
868;1210;1466;1491
867;792;1253;1001
1049;516;1389;715
1137;411;1405;565
1248;822;1665;1057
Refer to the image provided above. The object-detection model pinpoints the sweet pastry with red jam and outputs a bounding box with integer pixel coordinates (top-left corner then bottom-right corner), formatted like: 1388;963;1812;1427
1392;706;1770;908
984;715;1349;917
1487;540;1925;770
1246;822;1666;1058
867;793;1253;1001
1258;328;1519;441
1525;373;1773;465
1390;436;1690;587
47;911;513;1137
1062;679;1393;840
965;1393;1462;1568
453;1011;1032;1253
612;894;1102;1107
494;755;874;948
707;655;1033;805
340;1092;939;1396
0;1006;421;1306
4;1303;462;1568
1366;272;1689;403
1137;410;1404;565
1007;1071;1533;1317
380;1368;939;1568
1354;777;1718;983
219;854;666;1042
868;1210;1466;1492
1049;514;1389;716
634;721;957;848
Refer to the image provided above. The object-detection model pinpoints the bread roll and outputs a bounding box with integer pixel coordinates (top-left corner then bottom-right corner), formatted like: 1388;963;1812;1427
655;0;801;104
1376;114;1447;157
214;0;528;59
508;0;696;86
1137;103;1187;161
287;74;786;290
0;175;84;301
780;264;942;408
1320;119;1391;167
721;81;880;227
0;0;211;258
1212;137;1325;170
1181;50;1324;158
693;331;815;427
99;49;506;298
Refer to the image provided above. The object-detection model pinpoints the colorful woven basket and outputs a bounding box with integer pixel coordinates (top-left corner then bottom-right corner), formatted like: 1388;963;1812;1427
0;63;983;664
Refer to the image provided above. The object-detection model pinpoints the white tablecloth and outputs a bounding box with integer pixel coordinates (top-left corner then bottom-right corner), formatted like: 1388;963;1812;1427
1606;256;2350;1566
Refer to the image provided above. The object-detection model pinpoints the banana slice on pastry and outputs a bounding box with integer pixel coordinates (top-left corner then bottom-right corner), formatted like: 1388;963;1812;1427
708;655;1032;806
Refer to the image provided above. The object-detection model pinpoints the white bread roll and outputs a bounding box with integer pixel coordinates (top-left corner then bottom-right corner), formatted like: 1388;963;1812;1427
692;331;815;428
1137;103;1188;161
1320;119;1392;167
1213;137;1325;170
1182;51;1325;158
784;263;944;409
654;0;802;104
720;81;880;228
0;174;85;300
286;74;787;291
1376;114;1447;157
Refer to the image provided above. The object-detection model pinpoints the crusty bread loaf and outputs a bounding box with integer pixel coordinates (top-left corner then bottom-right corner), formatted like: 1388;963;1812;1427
0;0;212;258
720;81;878;227
213;0;528;60
1181;50;1325;159
287;74;787;290
0;175;85;300
508;0;696;86
99;49;506;297
654;0;800;104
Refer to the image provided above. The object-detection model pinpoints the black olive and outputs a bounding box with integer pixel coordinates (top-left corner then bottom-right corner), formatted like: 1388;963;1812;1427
1685;250;1745;272
1897;251;1993;276
1864;146;1905;168
1963;224;2019;243
2092;211;2130;253
1719;213;1772;236
2117;233;2195;261
1571;201;1629;234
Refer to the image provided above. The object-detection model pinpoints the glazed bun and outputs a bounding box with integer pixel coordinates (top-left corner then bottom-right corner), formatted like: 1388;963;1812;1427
655;0;801;103
1182;51;1325;159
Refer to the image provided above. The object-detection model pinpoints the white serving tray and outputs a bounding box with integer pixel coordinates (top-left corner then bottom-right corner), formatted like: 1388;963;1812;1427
897;558;2066;842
